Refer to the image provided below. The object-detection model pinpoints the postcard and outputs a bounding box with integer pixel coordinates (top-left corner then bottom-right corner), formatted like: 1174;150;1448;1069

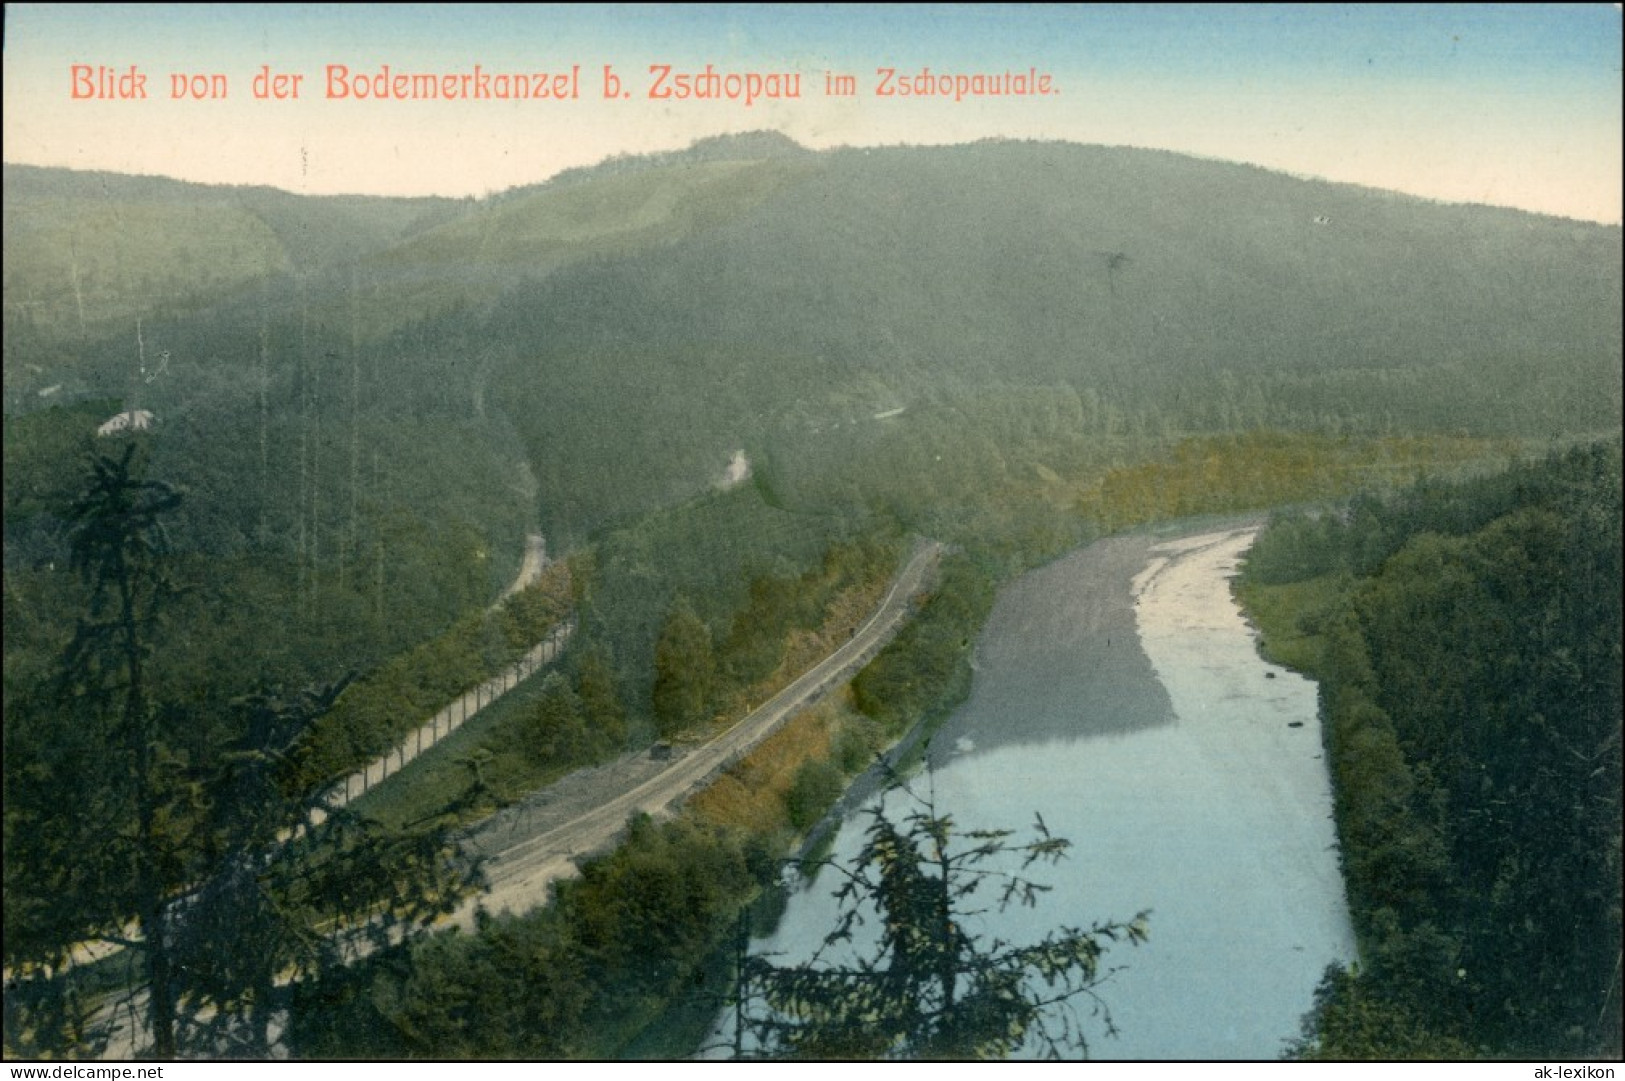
4;4;1619;1067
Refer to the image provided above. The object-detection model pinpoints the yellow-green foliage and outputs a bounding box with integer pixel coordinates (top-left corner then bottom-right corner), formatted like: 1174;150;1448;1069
1076;431;1510;533
691;698;844;835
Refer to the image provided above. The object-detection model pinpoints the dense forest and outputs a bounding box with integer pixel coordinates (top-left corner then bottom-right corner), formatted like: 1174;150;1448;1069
1239;441;1623;1058
3;134;1620;1058
7;136;1619;543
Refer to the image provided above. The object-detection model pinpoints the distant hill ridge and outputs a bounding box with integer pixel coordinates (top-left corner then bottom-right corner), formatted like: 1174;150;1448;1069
5;135;1619;539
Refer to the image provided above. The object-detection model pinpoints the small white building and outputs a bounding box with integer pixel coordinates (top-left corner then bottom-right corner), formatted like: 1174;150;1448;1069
97;409;155;437
719;450;751;489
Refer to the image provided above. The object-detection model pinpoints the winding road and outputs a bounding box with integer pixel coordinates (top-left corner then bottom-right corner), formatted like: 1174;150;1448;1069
76;537;939;1057
494;532;549;608
454;538;942;924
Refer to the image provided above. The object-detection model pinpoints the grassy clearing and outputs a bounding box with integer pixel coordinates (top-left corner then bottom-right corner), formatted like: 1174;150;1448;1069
1233;574;1346;675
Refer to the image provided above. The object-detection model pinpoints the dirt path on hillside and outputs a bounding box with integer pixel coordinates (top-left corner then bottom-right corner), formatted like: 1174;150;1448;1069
493;532;548;607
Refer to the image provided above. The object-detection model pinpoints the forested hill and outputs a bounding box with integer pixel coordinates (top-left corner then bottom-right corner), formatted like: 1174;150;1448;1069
499;139;1618;427
0;134;1616;685
480;140;1621;529
6;138;1620;541
1240;441;1622;1058
6;135;1619;702
2;163;459;341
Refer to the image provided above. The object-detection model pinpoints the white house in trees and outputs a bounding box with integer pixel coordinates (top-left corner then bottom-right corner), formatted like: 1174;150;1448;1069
97;409;155;436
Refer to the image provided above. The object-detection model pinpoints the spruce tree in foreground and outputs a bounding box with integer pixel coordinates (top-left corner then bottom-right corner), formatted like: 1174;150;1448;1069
61;443;186;1058
8;446;479;1058
737;768;1149;1060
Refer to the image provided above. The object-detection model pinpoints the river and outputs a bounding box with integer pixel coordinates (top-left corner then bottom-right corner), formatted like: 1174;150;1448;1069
741;525;1356;1059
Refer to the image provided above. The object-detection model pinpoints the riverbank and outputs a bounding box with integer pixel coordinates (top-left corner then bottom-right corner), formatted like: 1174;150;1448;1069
1232;443;1622;1058
753;522;1355;1059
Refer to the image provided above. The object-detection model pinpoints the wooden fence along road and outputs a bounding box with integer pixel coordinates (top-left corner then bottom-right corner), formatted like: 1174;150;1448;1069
17;534;568;977
323;617;577;810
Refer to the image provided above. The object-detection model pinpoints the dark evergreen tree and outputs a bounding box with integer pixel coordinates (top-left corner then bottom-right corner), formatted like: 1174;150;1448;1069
59;443;186;1058
8;448;480;1058
651;597;714;737
170;681;481;1056
738;768;1148;1059
575;642;628;751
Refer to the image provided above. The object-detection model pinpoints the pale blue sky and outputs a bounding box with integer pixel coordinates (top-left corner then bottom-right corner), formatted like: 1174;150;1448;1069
4;4;1619;221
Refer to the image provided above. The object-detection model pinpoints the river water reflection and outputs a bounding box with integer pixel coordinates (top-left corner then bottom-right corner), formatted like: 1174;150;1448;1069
747;527;1356;1059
